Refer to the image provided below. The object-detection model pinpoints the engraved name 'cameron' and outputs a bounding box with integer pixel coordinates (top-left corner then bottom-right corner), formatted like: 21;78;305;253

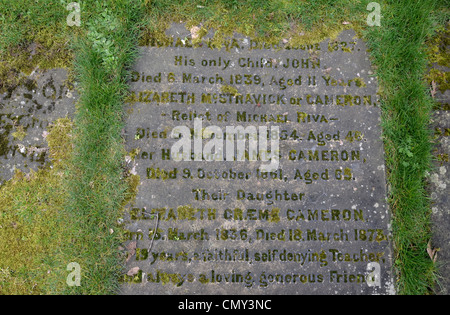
171;118;280;171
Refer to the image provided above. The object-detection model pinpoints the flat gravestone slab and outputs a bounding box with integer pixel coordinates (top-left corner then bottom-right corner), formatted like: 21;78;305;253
120;28;395;295
0;69;76;184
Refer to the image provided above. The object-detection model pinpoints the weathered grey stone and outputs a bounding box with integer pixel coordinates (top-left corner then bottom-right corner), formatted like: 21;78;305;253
120;28;394;295
429;59;450;294
0;69;77;185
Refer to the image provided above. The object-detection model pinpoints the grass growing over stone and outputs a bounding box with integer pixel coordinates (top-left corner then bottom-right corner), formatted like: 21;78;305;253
142;0;374;47
1;0;144;294
0;0;447;295
0;118;73;294
0;0;77;92
59;0;144;294
364;0;448;294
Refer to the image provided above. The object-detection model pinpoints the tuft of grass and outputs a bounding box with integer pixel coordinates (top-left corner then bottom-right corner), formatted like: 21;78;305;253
58;0;145;295
364;0;444;294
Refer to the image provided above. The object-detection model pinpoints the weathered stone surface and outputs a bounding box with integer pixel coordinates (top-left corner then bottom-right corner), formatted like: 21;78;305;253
429;49;450;294
120;27;394;295
0;69;76;184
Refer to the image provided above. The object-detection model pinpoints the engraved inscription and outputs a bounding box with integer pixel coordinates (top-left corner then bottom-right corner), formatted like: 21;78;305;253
120;29;394;295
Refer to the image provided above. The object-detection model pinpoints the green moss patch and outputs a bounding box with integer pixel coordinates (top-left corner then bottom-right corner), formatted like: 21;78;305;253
140;0;373;49
0;0;78;93
0;118;73;294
